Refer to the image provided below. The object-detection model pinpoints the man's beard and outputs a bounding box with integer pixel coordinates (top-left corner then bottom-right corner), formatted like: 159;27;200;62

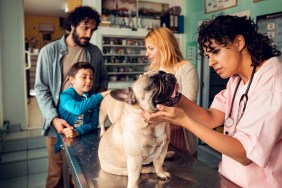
72;28;90;47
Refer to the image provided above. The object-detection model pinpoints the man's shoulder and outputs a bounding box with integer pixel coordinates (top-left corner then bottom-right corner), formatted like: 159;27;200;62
41;36;65;51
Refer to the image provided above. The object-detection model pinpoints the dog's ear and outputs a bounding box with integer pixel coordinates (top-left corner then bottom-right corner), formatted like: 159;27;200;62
110;88;137;105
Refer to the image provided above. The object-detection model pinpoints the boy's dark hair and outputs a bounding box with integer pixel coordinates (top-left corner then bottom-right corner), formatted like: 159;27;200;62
68;62;95;78
65;6;100;31
197;15;281;66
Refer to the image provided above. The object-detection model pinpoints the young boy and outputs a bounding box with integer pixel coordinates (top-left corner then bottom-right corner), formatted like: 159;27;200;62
55;62;110;152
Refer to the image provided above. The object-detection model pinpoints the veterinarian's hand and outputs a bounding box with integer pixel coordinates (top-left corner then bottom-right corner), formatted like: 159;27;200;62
141;110;163;124
52;117;72;134
141;104;188;126
63;127;78;139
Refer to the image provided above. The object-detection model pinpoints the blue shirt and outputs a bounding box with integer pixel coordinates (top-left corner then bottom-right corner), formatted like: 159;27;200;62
34;35;108;137
58;87;103;134
54;87;103;152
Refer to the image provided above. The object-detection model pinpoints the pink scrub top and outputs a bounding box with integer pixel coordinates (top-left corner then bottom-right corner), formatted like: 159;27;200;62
211;57;282;188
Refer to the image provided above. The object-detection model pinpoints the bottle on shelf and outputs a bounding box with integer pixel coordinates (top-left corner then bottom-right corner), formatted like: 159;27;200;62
102;35;148;87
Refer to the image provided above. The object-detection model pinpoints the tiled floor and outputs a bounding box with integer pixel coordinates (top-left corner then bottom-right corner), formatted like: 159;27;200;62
0;97;47;188
0;97;222;188
0;172;47;188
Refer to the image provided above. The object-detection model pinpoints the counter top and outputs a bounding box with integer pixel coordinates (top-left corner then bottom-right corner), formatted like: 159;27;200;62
61;129;239;188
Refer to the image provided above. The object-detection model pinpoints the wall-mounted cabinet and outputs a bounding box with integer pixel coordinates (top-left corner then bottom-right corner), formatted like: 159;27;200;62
91;27;149;88
102;35;148;86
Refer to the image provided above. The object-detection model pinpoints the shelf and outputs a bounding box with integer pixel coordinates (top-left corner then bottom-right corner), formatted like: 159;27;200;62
105;63;148;66
108;81;134;89
139;0;170;4
108;72;143;75
103;54;146;56
102;34;148;88
103;45;145;48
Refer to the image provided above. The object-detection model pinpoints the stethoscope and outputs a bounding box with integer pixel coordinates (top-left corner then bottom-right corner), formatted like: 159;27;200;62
224;65;256;136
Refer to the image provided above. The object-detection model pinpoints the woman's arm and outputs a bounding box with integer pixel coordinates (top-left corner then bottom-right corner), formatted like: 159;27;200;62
142;103;251;165
176;95;225;128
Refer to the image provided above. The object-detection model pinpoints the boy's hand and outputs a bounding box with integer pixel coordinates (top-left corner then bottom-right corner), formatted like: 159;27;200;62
63;127;78;139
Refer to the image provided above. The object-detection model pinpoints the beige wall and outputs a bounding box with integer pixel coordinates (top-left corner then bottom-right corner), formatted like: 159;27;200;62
68;0;82;12
24;15;65;49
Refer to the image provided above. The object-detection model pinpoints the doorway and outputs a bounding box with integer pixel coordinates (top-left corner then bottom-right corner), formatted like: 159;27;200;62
24;0;67;129
25;37;43;129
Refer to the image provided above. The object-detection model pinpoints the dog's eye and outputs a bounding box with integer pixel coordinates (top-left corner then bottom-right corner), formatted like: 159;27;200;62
151;80;159;85
150;77;159;86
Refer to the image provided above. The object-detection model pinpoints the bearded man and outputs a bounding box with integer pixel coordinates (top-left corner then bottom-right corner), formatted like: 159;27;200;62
35;6;108;188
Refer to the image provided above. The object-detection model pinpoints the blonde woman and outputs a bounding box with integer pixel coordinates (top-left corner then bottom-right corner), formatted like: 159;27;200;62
145;27;199;156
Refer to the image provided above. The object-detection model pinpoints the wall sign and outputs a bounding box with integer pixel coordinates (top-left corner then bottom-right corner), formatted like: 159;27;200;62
257;12;282;61
39;23;54;32
102;0;137;16
204;0;237;14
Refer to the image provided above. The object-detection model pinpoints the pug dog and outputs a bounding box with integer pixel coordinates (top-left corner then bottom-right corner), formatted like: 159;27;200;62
98;71;181;188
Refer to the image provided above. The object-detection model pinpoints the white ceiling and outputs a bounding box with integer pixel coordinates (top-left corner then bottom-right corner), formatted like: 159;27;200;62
24;0;68;17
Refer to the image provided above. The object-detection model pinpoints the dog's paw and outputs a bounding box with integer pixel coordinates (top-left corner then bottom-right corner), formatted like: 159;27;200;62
157;170;171;180
165;151;175;159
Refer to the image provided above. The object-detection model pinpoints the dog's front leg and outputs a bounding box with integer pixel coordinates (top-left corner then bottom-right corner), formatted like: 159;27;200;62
153;136;171;180
98;105;107;137
127;156;142;188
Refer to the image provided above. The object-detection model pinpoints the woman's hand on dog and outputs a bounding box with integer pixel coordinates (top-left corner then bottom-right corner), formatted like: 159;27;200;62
140;104;188;126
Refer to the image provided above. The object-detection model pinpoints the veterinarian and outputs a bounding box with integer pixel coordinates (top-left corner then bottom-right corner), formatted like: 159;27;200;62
54;62;110;152
142;15;282;188
35;6;108;188
144;27;199;157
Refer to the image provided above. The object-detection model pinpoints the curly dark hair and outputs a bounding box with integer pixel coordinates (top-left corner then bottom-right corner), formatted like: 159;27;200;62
65;6;100;32
197;15;281;66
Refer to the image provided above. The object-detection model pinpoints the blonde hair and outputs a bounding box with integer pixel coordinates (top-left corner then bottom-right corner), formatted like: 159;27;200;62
144;27;185;72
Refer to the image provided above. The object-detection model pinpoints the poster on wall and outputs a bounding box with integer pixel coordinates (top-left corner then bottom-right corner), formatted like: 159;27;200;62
138;1;169;19
102;0;137;16
204;0;237;14
257;12;282;61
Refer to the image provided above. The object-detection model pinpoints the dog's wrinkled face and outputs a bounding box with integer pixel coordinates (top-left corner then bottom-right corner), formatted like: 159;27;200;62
110;71;181;112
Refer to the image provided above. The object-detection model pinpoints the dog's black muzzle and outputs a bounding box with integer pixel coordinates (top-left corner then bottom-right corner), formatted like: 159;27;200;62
152;71;182;107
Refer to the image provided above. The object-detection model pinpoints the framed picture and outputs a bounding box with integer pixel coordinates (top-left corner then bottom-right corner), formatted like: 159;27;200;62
256;12;282;61
253;0;263;2
204;0;237;14
102;0;137;16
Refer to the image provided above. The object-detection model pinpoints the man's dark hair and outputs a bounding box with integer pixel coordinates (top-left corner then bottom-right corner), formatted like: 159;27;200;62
68;62;95;78
65;6;100;31
197;15;281;66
